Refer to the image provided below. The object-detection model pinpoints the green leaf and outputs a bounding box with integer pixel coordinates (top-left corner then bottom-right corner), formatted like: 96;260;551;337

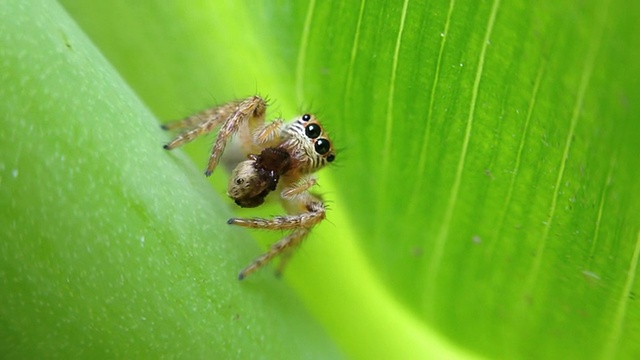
2;0;639;359
0;1;339;358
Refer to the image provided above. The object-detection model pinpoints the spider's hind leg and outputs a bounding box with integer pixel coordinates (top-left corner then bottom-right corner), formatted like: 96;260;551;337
238;228;309;280
274;247;296;278
231;191;326;279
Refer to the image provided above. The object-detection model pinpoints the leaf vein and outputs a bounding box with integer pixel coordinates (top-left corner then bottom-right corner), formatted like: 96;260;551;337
381;0;410;172
344;0;366;107
425;0;502;299
375;0;410;236
407;0;456;213
523;8;603;294
586;157;615;268
602;230;640;359
486;61;545;260
295;0;316;103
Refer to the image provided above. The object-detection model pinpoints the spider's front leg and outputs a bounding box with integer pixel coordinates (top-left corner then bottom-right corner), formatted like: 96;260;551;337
230;178;326;279
162;100;241;150
205;96;267;176
161;95;268;176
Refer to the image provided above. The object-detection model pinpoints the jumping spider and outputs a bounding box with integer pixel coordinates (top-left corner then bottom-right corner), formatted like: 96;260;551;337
161;96;335;280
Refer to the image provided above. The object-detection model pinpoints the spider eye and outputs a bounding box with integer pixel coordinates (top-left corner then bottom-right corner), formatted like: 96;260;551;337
327;154;335;162
302;114;311;122
305;123;321;139
314;138;331;155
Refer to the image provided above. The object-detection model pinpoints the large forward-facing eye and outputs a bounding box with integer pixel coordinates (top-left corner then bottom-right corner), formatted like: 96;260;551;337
305;123;321;139
314;138;331;155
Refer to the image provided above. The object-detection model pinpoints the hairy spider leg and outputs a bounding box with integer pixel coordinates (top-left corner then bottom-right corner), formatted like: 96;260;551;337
230;180;326;279
162;100;241;148
281;177;318;199
238;228;308;280
162;96;270;176
204;96;267;176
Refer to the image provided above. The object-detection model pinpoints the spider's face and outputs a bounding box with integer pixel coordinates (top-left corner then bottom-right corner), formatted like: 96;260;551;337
281;114;335;174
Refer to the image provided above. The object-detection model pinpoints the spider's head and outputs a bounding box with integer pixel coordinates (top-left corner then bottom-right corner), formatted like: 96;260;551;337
281;114;335;174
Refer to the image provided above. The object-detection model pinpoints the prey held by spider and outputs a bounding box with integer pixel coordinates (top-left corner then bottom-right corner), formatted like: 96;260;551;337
162;96;335;280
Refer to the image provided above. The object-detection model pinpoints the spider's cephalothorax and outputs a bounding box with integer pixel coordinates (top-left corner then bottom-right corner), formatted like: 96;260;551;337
278;113;335;174
162;96;335;279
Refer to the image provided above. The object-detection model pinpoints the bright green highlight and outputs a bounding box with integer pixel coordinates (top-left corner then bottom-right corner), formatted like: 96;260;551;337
2;0;639;359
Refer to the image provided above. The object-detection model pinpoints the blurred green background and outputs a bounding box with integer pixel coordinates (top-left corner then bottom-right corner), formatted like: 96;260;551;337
1;0;639;359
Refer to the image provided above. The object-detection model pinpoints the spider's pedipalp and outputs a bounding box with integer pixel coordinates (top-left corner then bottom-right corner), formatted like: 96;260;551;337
253;118;284;145
281;177;317;200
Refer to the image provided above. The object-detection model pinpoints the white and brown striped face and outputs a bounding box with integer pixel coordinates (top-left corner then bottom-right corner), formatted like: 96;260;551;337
280;114;335;174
